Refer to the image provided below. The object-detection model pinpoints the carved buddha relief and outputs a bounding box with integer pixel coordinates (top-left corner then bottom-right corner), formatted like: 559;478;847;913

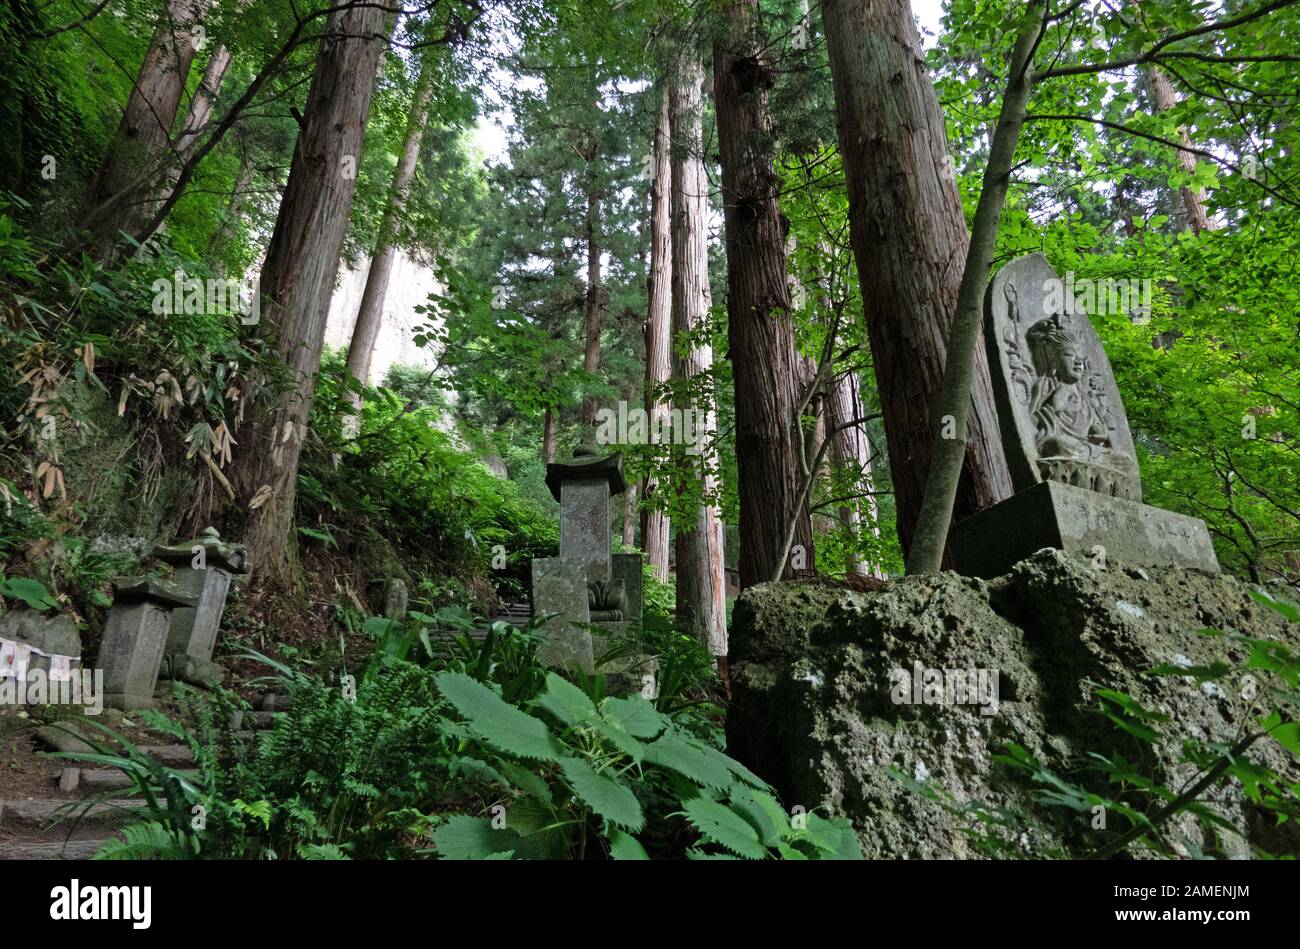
985;255;1142;502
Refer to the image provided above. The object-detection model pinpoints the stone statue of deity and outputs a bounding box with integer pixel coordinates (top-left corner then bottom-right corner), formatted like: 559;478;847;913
950;253;1220;578
1024;312;1138;483
983;255;1142;502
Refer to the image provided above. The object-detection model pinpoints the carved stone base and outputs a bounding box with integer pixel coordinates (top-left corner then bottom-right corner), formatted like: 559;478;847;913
951;481;1220;579
531;557;594;674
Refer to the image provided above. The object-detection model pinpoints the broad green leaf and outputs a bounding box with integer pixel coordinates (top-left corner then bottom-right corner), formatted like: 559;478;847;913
434;671;564;761
729;786;786;846
642;732;733;789
0;576;59;610
535;672;597;727
559;757;644;831
590;718;645;763
680;797;768;860
429;815;521;860
601;694;668;739
1269;722;1300;756
608;830;649;860
497;761;553;803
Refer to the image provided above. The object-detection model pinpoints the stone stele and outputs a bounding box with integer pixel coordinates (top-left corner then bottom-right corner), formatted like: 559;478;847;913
952;254;1220;578
531;448;644;675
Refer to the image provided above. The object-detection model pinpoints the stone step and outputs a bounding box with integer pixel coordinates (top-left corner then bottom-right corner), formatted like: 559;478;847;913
0;799;143;829
231;710;277;730
0;837;113;860
41;732;257;772
133;743;196;767
60;767;199;794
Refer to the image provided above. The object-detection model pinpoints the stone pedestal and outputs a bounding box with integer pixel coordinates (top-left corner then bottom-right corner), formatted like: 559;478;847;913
531;557;594;673
98;577;198;710
612;553;643;647
951;481;1221;579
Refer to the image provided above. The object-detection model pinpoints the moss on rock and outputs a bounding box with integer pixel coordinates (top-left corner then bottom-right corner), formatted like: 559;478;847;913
727;550;1300;859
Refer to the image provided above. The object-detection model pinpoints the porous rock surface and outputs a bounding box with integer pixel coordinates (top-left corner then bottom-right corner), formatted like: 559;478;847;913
726;550;1300;858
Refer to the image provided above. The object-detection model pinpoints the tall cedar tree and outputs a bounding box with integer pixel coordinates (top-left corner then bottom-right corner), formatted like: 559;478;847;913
820;0;1013;561
714;0;814;588
670;49;727;653
232;0;390;587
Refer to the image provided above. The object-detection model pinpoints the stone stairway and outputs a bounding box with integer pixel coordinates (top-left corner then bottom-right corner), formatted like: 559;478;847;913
0;702;279;860
495;602;531;628
446;602;531;650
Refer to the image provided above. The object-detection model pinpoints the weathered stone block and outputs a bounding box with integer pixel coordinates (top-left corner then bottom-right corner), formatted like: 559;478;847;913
98;577;198;710
951;480;1220;579
612;553;643;645
531;557;594;673
728;551;1299;858
163;566;233;662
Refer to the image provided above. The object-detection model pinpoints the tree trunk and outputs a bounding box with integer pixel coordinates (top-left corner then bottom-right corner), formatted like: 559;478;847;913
641;92;673;583
821;0;1013;562
579;191;603;430
231;0;389;589
150;44;233;234
207;132;256;273
343;57;437;428
79;0;208;257
176;45;232;161
542;406;558;464
713;0;813;589
671;52;727;655
793;349;830;534
826;368;885;578
900;4;1045;574
621;482;638;548
1146;66;1214;235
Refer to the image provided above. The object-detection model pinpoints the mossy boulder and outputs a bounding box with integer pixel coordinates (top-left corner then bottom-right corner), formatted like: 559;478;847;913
727;550;1300;859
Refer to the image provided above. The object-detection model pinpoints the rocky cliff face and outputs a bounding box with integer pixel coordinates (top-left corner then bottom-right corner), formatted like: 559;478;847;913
726;550;1300;858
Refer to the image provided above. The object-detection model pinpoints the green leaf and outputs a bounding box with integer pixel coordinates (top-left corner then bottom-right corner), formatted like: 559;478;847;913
0;576;60;611
601;694;668;739
296;525;337;548
680;797;768;859
1249;589;1300;623
729;785;786;847
1148;661;1231;683
643;732;734;790
429;815;521;860
497;761;553;803
559;757;644;831
590;718;646;763
434;671;565;761
608;830;649;860
298;843;350;860
1269;722;1300;756
803;813;865;860
534;672;597;727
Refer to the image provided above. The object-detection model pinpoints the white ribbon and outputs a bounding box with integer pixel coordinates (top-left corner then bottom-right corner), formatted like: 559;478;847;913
0;635;79;679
